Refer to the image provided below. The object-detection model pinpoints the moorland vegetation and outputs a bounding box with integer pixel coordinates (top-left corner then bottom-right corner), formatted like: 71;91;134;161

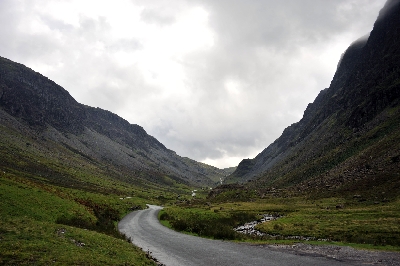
1;0;400;264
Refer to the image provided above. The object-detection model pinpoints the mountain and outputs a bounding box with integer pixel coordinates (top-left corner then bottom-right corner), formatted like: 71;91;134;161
226;0;400;199
0;56;233;188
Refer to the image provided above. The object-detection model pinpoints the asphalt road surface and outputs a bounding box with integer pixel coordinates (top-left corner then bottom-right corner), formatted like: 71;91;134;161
118;205;351;266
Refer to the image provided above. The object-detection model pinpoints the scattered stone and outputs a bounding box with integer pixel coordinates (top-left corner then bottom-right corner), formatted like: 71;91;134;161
262;243;400;265
55;228;66;237
70;238;85;247
233;215;331;242
234;214;279;237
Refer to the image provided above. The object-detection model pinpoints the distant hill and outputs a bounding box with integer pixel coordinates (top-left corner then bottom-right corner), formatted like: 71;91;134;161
226;0;400;200
0;57;230;188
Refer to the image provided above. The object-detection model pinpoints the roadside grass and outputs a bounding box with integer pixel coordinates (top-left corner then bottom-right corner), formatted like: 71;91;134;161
0;173;159;265
0;217;155;265
159;197;400;251
159;205;259;240
0;114;211;264
0;124;197;264
255;197;400;247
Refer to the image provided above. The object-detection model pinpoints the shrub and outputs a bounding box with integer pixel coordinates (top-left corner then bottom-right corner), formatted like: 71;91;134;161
160;208;258;240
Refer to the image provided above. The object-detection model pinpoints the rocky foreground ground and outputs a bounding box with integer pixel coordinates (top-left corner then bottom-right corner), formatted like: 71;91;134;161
260;243;400;265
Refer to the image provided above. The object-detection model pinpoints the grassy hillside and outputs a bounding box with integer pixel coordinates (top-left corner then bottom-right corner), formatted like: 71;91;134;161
0;49;229;264
0;174;157;265
254;104;400;200
0;114;195;264
0;55;229;187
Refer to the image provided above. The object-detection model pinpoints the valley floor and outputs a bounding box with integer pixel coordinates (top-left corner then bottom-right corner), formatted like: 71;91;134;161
121;205;400;266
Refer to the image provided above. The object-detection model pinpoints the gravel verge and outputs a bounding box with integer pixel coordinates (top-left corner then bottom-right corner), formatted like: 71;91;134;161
258;243;400;265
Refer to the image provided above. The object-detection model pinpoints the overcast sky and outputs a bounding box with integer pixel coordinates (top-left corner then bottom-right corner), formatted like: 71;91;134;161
0;0;386;168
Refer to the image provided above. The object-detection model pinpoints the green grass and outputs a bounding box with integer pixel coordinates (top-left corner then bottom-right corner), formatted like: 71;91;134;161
0;217;154;265
256;198;400;247
0;122;198;264
0;173;158;265
159;206;257;239
160;197;400;251
0;121;196;264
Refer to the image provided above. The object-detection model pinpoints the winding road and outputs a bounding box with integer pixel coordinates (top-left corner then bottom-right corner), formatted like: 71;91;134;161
118;205;351;266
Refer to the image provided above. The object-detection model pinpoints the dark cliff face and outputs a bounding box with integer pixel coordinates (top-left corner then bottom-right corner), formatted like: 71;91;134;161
0;57;167;151
0;58;85;134
227;36;371;183
227;0;400;196
343;0;400;128
0;57;227;187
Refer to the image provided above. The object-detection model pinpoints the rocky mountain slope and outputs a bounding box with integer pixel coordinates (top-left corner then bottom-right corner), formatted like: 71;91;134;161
0;57;233;188
226;0;400;199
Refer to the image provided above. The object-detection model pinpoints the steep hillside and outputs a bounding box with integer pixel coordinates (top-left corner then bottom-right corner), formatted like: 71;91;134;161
0;56;228;188
226;0;400;199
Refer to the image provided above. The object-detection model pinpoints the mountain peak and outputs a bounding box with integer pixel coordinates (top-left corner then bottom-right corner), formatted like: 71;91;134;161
225;0;400;199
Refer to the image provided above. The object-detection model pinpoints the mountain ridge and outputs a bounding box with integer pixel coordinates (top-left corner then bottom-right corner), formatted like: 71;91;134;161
0;56;234;188
226;0;400;199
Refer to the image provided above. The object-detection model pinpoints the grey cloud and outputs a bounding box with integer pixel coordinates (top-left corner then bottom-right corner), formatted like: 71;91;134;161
149;0;386;166
108;38;142;52
39;14;75;32
200;0;383;44
0;0;387;167
141;8;176;25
